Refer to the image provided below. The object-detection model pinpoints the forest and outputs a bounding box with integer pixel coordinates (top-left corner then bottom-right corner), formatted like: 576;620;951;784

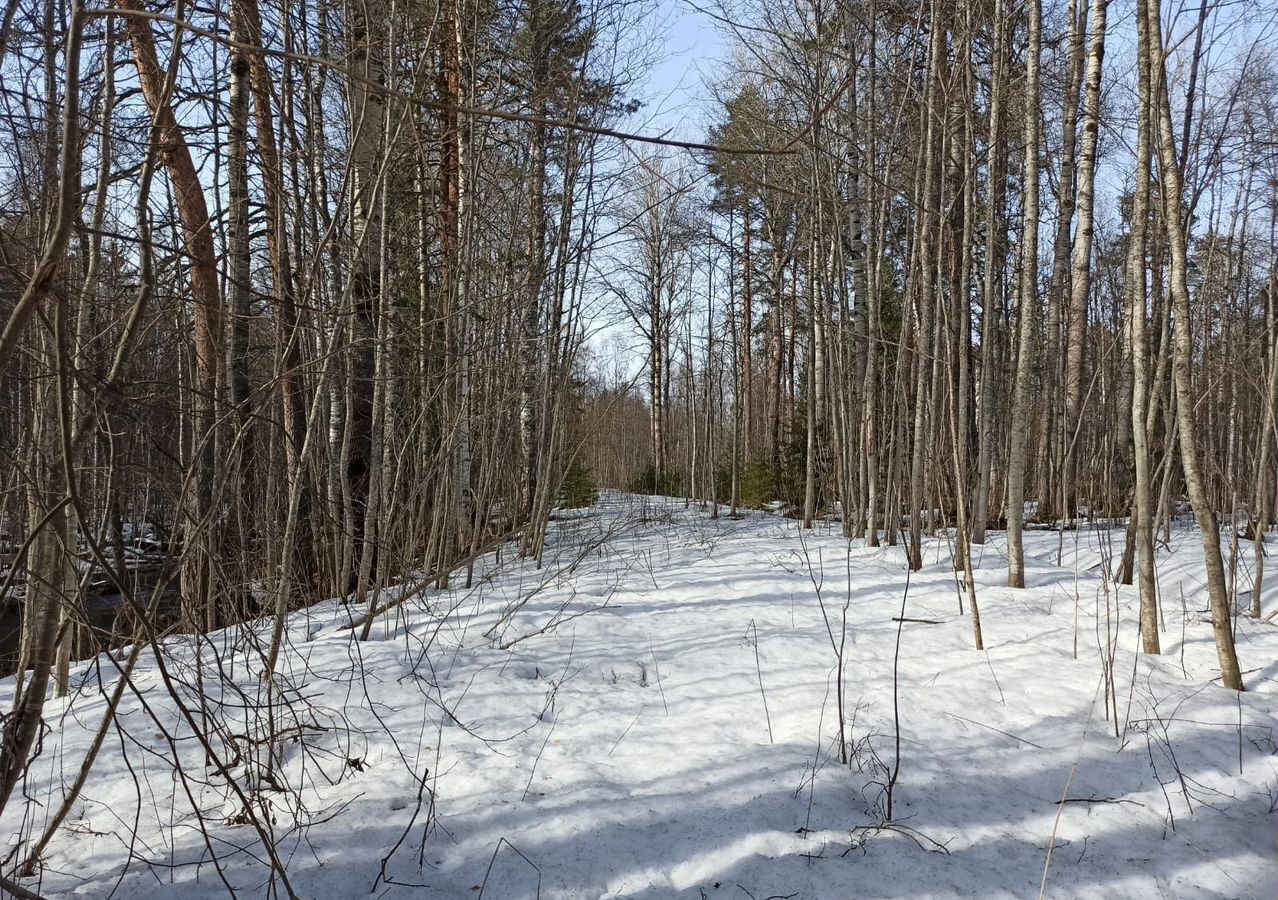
0;0;1276;896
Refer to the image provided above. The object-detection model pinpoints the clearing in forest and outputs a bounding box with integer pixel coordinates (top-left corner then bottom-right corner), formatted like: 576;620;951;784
5;494;1276;899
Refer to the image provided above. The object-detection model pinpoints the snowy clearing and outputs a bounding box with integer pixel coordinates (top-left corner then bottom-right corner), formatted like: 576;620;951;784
4;494;1276;899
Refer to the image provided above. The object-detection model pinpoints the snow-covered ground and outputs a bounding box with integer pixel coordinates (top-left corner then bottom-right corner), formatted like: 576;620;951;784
4;493;1276;898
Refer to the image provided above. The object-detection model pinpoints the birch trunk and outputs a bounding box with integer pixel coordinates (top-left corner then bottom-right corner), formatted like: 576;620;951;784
1062;0;1108;523
1142;0;1242;689
1006;0;1042;589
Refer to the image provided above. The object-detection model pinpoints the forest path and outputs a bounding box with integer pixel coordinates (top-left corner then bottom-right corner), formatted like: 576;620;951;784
385;497;1278;899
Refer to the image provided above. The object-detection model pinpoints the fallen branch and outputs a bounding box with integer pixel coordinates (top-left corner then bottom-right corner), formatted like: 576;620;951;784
844;821;951;855
0;873;51;900
942;711;1044;749
1057;795;1145;807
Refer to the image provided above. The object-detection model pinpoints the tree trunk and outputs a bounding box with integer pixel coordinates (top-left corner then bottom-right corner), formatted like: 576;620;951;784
972;0;1006;545
1006;0;1042;589
1129;9;1159;654
1141;0;1242;689
1061;0;1107;524
121;0;222;616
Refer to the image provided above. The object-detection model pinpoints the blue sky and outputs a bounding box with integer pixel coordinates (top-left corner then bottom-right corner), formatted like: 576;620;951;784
627;0;724;143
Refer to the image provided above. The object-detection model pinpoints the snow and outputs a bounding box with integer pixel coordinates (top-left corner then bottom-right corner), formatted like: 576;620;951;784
4;493;1276;899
